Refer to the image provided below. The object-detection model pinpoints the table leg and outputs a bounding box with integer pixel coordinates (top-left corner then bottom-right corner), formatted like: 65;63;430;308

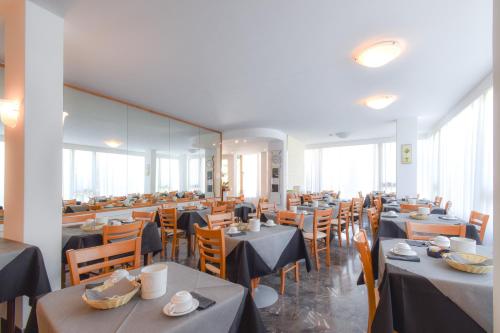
187;235;192;257
6;299;15;333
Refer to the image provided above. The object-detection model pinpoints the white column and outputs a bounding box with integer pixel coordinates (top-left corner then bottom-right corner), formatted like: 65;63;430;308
396;118;418;197
3;0;63;292
492;0;500;331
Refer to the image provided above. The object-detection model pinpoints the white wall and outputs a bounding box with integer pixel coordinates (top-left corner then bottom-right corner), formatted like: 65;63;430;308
396;118;418;197
287;136;305;190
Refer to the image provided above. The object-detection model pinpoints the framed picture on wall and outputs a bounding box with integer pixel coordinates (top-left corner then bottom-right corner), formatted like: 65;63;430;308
272;167;279;178
272;184;279;192
207;171;213;180
401;144;412;164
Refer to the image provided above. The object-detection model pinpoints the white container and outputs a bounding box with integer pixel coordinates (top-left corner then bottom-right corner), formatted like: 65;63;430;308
418;207;430;215
290;206;297;213
170;291;193;313
450;237;476;254
248;218;261;232
140;263;168;299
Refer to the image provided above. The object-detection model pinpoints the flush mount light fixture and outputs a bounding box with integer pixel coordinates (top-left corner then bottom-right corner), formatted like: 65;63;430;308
363;95;397;110
104;139;123;148
234;140;239;144
0;99;20;128
354;41;402;68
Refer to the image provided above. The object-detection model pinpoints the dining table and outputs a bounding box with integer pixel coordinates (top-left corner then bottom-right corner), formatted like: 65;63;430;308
260;211;314;232
61;221;163;264
0;238;51;333
36;262;265;333
234;202;256;222
373;238;492;333
382;199;435;212
225;224;311;308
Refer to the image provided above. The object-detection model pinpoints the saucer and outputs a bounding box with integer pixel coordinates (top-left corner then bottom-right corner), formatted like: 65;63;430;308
430;240;449;249
163;299;199;317
265;222;276;227
227;229;240;235
439;215;458;220
391;248;417;257
382;214;397;218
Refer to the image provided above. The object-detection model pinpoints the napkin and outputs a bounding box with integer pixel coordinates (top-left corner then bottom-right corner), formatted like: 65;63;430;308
387;252;420;262
228;231;246;237
405;240;428;247
85;278;136;300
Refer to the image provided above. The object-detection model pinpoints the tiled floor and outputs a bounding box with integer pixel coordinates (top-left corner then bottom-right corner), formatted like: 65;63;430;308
172;221;371;333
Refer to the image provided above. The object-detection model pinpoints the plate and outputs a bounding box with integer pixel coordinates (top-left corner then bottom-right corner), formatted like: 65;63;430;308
390;248;417;257
265;222;276;227
163;299;199;317
226;230;240;235
439;216;458;220
381;214;398;218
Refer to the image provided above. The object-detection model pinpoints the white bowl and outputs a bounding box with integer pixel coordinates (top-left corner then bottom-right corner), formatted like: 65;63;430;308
432;235;450;249
170;291;193;313
450;237;476;254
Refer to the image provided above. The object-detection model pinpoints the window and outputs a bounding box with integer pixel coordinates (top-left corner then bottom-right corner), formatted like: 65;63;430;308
242;154;259;199
155;157;180;192
187;157;205;191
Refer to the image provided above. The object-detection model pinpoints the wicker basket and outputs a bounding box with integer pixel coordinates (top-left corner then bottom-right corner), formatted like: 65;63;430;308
82;281;141;310
80;222;106;232
442;252;493;274
409;212;428;220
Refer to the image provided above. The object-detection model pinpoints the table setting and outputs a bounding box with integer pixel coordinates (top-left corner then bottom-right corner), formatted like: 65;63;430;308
37;262;265;333
373;237;492;333
224;218;311;308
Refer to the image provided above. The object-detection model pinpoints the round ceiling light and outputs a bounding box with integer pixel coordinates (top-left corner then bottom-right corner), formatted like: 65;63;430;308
104;139;123;148
363;95;397;110
354;41;402;68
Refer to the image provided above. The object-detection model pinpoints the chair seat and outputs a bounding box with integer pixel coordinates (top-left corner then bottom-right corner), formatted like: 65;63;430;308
303;231;327;240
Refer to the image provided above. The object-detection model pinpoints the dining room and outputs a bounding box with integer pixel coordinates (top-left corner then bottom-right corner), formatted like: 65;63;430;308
0;0;498;332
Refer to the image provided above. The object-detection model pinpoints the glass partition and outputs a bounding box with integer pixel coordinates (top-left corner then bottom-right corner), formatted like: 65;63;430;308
62;85;221;205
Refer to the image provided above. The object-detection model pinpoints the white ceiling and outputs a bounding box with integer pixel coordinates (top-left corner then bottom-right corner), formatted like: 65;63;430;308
0;0;493;145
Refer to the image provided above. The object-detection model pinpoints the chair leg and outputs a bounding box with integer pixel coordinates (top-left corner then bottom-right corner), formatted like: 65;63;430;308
295;262;300;282
313;242;320;271
171;234;177;260
326;237;331;266
345;221;350;247
280;269;286;295
337;227;342;247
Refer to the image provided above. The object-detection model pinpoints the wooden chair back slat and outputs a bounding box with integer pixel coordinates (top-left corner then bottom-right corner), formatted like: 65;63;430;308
132;211;156;223
207;212;235;229
102;221;144;244
469;211;489;242
313;208;332;234
211;205;227;215
277;211;304;229
63;213;97;224
366;208;379;236
406;222;466;240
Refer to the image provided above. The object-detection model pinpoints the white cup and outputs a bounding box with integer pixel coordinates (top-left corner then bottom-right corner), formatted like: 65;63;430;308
170;291;193;313
228;226;238;234
394;242;412;255
140;263;168;299
418;207;430;215
433;235;450;249
266;219;275;225
249;219;261;232
450;237;476;254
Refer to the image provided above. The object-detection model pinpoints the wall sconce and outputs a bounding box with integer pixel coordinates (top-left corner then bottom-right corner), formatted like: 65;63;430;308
0;99;20;128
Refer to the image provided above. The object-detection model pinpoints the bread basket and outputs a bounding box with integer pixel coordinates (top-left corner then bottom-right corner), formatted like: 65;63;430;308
409;212;428;220
442;252;493;274
82;280;141;310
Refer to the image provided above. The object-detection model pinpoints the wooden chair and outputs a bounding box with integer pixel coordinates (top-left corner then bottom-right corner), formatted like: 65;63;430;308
194;224;226;279
102;221;144;244
373;198;382;213
444;201;453;214
366;208;379;237
158;208;185;259
434;196;443;207
277;211;304;294
399;203;431;213
63;199;77;206
469;211;489;242
354;229;378;333
66;238;142;286
207;212;235;230
332;202;351;247
62;213;97;224
257;202;276;218
303;208;332;271
302;194;312;203
287;197;301;210
406;222;466;240
201;200;214;208
132;210;156;223
224;201;236;214
211;204;227;215
351;197;364;234
358;191;364;199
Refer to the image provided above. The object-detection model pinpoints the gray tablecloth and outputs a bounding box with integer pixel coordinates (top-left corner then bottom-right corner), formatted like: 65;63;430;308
0;238;32;271
379;239;492;332
37;262;248;333
380;213;468;232
383;200;434;212
225;225;296;270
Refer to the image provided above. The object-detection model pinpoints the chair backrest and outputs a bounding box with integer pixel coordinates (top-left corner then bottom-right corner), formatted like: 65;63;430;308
277;211;304;229
63;199;77;206
351;197;363;216
132;210;156;223
102;221;144;244
66;238;142;285
366;208;379;236
201;200;214;208
434;196;443;207
445;201;452;213
224;201;236;213
399;203;431;213
338;202;352;220
195;224;226;279
288;197;301;210
211;204;227;215
302;194;312;203
353;229;376;332
207;212;235;229
469;210;489;242
373;198;382;213
257;202;276;217
159;208;177;232
313;208;332;238
62;213;97;224
405;222;466;240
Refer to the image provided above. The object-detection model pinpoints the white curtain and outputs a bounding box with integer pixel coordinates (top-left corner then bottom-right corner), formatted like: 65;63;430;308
304;143;395;198
418;87;493;244
242;154;260;199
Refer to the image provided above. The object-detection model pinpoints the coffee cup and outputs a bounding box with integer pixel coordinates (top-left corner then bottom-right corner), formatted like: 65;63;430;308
266;219;275;226
393;242;412;255
433;236;450;249
228;226;238;234
170;291;193;313
140;263;168;299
